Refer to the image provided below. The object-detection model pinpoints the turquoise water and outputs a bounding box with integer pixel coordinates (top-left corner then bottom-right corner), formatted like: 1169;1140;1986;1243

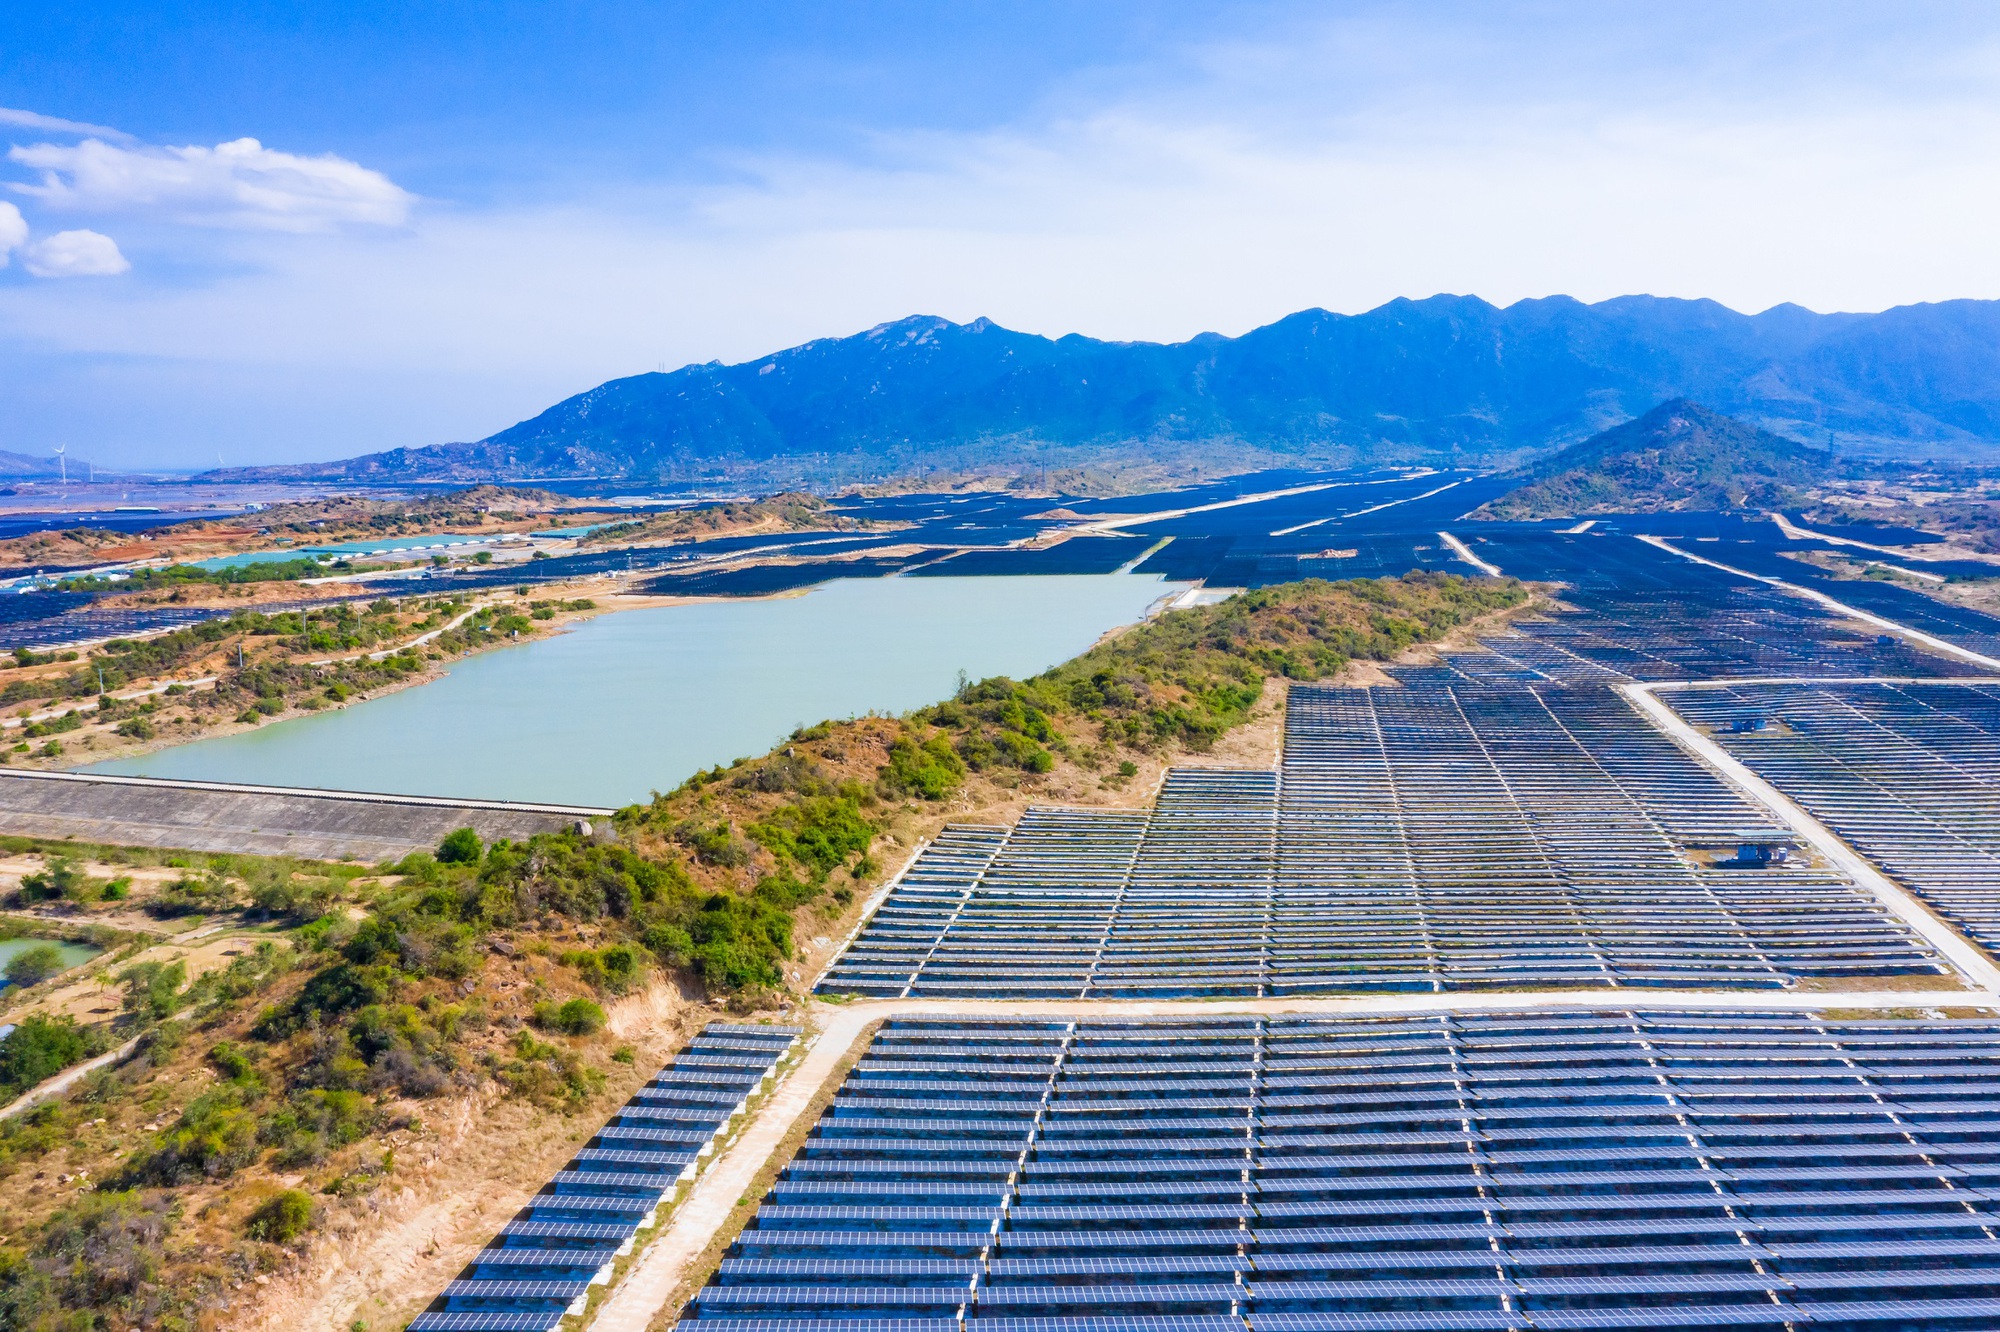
0;937;101;989
185;550;334;571
91;574;1181;808
185;532;503;571
311;534;502;556
532;522;618;538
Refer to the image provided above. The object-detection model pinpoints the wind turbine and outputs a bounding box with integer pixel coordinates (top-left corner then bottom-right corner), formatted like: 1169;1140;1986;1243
53;443;66;489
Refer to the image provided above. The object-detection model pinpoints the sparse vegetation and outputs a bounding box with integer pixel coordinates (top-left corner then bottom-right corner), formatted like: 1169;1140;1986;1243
912;572;1529;780
580;492;863;545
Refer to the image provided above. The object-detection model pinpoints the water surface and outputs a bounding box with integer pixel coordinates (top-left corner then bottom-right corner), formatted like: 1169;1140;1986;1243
93;574;1178;808
187;532;507;571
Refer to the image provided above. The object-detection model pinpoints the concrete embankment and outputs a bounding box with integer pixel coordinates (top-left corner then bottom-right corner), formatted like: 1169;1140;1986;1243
0;770;611;861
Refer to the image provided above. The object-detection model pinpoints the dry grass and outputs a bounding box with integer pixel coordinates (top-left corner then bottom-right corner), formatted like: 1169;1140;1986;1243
1790;972;1974;993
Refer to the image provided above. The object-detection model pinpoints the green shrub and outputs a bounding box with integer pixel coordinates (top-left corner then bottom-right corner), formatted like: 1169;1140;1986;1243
245;1189;315;1243
146;871;235;917
642;923;693;966
132;1088;262;1183
534;997;606;1036
876;733;965;800
18;856;87;902
497;1029;603;1105
436;827;483;864
208;1041;262;1089
119;960;188;1020
746;795;875;881
258;1088;379;1165
599;944;641;991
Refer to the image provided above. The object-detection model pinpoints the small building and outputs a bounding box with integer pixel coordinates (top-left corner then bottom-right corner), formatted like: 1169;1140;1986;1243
1733;841;1792;868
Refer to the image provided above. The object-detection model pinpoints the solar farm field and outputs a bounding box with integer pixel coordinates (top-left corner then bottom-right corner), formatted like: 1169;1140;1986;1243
408;1023;801;1332
680;1012;2000;1332
1670;681;2000;954
816;682;1948;998
393;480;2000;1332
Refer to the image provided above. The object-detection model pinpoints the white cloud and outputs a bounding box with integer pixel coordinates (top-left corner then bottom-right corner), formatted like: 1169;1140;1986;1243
0;107;133;142
22;229;129;278
0;202;24;266
8;136;412;232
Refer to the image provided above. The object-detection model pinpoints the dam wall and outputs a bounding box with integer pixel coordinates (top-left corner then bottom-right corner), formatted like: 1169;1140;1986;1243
0;770;613;862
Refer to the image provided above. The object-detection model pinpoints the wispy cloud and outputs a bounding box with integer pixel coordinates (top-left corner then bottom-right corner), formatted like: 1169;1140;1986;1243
0;202;24;266
22;229;129;278
8;135;412;231
0;107;133;142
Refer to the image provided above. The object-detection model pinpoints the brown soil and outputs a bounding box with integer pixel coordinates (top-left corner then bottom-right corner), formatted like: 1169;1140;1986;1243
238;980;718;1332
87;581;392;613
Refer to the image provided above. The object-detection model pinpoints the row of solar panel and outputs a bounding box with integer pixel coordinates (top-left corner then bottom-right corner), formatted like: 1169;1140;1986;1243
1426;531;1979;685
406;1023;802;1332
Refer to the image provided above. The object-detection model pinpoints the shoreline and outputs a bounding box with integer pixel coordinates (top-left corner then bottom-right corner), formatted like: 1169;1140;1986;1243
30;578;730;774
54;571;1179;802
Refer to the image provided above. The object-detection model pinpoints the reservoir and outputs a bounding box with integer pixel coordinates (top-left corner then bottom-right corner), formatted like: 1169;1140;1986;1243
91;573;1181;808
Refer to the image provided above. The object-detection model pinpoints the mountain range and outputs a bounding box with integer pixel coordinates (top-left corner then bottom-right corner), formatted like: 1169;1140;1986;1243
213;294;2000;485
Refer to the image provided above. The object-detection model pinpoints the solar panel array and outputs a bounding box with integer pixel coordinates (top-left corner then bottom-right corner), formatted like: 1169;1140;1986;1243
1669;680;2000;954
819;683;1946;997
408;1023;801;1332
680;1012;2000;1332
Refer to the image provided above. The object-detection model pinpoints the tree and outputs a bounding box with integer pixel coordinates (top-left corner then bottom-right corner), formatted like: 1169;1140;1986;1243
0;1014;94;1098
4;943;66;987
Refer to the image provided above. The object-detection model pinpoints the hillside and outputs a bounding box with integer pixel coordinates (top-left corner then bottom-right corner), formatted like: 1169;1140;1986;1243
0;449;93;480
206;295;2000;486
1474;400;1836;519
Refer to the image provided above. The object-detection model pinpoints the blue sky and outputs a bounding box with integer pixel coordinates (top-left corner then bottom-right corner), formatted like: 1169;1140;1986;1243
5;2;2000;468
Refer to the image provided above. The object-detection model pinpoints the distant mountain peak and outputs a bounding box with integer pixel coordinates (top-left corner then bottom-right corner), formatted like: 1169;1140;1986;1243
1475;399;1834;520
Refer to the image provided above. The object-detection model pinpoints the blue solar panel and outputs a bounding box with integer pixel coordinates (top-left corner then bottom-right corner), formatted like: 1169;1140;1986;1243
402;1024;800;1330
677;1014;2000;1332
